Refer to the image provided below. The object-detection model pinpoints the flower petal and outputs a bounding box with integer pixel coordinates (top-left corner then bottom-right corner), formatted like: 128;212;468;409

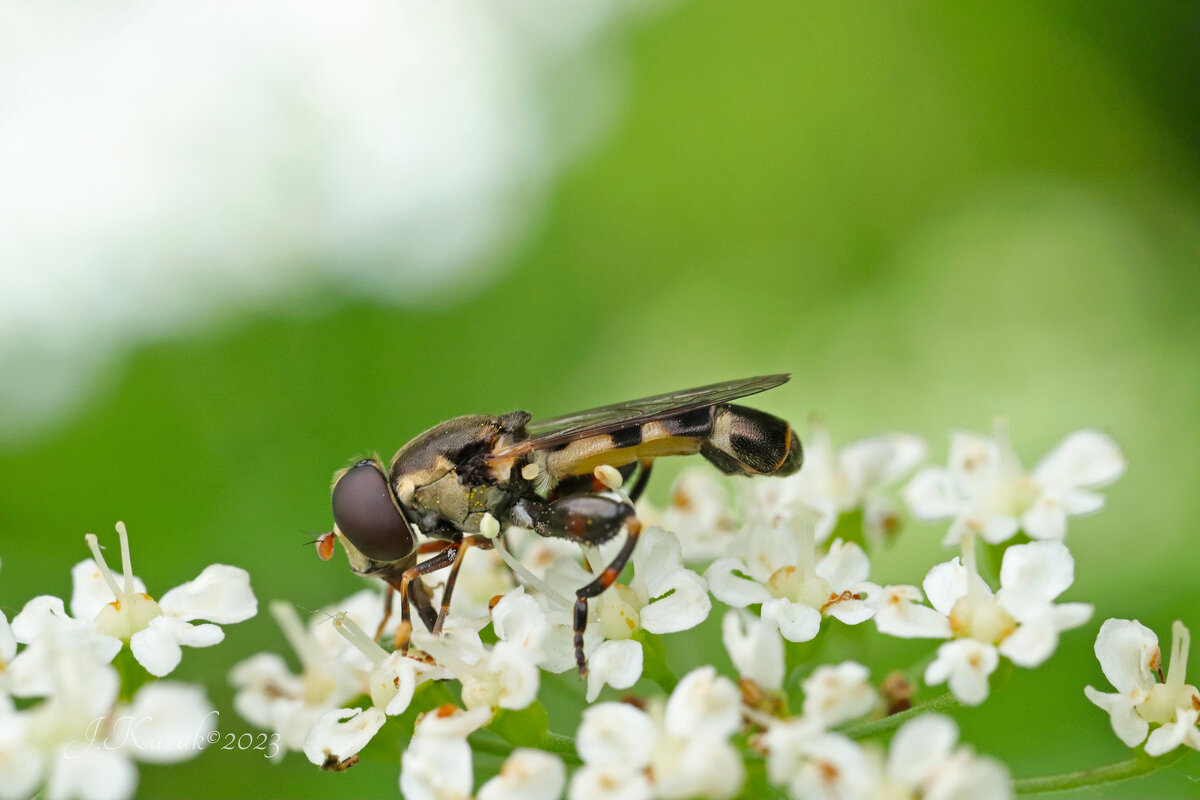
925;640;998;706
577;702;655;769
903;467;965;520
130;618;184;677
159;564;257;624
1093;618;1157;695
123;682;216;764
631;527;685;599
1033;430;1125;491
569;763;652;800
887;713;958;786
1084;686;1148;747
1143;708;1200;756
479;749;566;800
491;587;550;654
801;661;876;728
761;598;821;643
664;666;741;739
872;585;951;639
586;640;643;703
303;707;386;767
705;559;772;608
0;611;15;664
815;540;870;590
722;610;784;691
46;747;136;800
400;732;474;800
997;540;1076;612
922;558;978;617
639;570;710;634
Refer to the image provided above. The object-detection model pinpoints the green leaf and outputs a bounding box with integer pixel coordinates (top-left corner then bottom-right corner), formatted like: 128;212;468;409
634;630;677;693
490;702;550;748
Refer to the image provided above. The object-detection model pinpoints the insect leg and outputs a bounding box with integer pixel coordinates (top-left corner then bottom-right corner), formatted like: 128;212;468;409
408;577;439;632
574;512;642;675
374;584;395;641
508;491;643;673
394;548;460;654
626;459;654;502
433;535;495;634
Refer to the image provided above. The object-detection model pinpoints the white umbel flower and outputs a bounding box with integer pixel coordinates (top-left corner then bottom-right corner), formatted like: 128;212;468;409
399;705;493;800
761;713;1011;800
647;469;740;563
922;538;1092;704
571;667;745;800
800;661;877;729
78;522;257;676
478;748;567;800
302;611;440;768
1085;619;1200;755
744;421;926;543
722;610;785;692
904;422;1125;546
706;515;879;643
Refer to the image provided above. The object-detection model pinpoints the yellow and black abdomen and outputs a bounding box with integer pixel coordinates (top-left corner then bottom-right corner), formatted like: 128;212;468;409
546;404;802;479
701;404;803;476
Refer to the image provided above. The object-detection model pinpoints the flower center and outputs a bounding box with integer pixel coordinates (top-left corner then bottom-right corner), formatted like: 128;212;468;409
599;583;641;640
1137;621;1196;725
983;475;1039;519
948;595;1015;645
85;522;163;640
767;566;832;609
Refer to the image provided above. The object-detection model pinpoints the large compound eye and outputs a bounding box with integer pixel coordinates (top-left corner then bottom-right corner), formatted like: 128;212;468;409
331;461;414;561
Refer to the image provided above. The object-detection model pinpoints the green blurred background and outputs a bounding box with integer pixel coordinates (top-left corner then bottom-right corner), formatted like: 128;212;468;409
2;1;1198;797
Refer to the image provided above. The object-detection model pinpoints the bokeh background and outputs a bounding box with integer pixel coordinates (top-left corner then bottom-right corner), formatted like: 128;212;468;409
2;1;1198;797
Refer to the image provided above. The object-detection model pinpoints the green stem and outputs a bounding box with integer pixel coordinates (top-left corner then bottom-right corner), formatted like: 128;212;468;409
467;729;581;764
540;730;579;759
841;692;960;740
1013;747;1191;796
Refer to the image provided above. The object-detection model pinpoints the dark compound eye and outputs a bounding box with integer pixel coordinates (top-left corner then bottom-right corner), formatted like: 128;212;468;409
331;462;414;562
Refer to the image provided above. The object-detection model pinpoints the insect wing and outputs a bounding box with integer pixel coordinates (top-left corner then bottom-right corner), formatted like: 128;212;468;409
487;373;790;461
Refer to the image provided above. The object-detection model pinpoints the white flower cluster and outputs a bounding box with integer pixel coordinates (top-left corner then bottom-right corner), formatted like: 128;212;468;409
222;419;1170;799
0;523;257;800
7;419;1190;798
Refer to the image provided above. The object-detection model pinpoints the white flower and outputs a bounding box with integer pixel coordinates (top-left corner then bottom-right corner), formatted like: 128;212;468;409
722;610;785;692
706;515;879;643
761;713;1011;800
414;616;540;713
0;696;41;800
76;522;256;676
1085;619;1200;755
871;584;951;639
400;705;493;800
8;596;121;698
231;599;377;757
583;527;709;699
595;527;711;641
572;668;745;800
922;539;1092;701
745;421;925;543
303;611;439;767
644;469;740;563
800;661;877;729
921;539;1092;704
1;637;214;800
904;422;1125;545
478;748;566;800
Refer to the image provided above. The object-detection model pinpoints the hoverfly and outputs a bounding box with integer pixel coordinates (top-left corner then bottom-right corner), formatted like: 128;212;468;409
322;374;802;674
